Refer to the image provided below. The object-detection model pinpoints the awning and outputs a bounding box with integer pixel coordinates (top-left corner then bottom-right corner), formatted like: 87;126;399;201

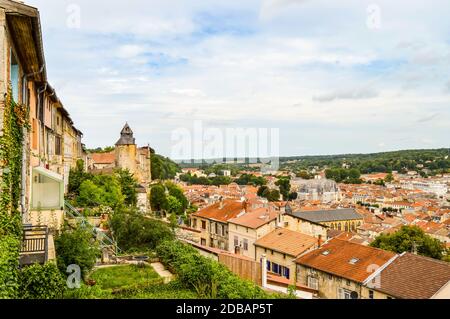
33;166;63;182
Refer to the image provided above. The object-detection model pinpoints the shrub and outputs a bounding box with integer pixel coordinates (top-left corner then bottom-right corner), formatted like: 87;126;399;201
19;263;66;299
0;235;20;298
55;225;100;279
156;241;269;299
110;208;174;252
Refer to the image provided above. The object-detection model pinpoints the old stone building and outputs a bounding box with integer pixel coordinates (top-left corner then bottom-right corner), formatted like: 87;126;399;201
88;123;153;211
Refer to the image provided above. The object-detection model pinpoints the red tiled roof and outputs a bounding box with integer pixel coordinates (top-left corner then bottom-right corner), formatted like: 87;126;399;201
91;152;115;164
295;238;396;283
255;228;317;257
228;207;278;229
192;199;245;222
376;253;450;299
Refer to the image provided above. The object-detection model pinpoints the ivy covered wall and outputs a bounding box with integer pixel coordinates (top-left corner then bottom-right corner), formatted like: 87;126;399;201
0;86;28;298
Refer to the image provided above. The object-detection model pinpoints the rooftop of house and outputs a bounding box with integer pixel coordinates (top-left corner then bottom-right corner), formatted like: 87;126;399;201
228;207;278;229
374;253;450;299
254;228;317;257
295;238;396;283
91;152;115;164
191;199;246;223
288;208;363;223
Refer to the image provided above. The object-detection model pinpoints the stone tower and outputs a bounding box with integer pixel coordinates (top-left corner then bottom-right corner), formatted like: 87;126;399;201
115;123;137;175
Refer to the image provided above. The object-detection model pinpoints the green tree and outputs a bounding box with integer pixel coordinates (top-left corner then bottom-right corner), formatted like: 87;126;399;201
275;177;291;201
68;159;91;197
167;195;183;215
110;208;175;251
115;169;138;206
370;226;445;260
150;184;168;212
55;226;100;279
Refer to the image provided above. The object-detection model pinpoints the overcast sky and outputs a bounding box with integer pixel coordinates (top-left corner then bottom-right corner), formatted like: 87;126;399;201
27;0;450;158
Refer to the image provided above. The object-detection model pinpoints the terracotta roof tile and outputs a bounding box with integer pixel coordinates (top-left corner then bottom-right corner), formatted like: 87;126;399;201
295;238;396;283
91;152;115;164
255;228;317;257
375;253;450;299
192;199;245;222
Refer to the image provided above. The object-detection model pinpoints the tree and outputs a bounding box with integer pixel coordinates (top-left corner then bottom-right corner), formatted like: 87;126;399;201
166;195;183;215
166;182;189;212
115;169;138;206
55;225;100;279
150;184;168;212
151;154;181;180
384;173;394;183
275;177;291;201
68;159;91;197
110;208;175;251
370;226;445;260
257;186;269;197
296;170;311;180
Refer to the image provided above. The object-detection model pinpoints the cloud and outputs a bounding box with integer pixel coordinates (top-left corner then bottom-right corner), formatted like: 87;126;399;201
313;88;379;103
417;113;439;123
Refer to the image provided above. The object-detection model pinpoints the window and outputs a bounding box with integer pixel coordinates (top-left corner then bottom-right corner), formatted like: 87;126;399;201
307;276;319;290
201;221;206;230
192;219;197;229
55;136;62;155
234;236;238;247
328;274;333;280
215;223;219;235
10;51;19;102
369;290;374;299
338;288;353;299
201;238;206;246
243;239;248;251
346;280;351;286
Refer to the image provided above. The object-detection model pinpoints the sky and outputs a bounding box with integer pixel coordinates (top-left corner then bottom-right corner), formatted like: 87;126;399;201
26;0;450;159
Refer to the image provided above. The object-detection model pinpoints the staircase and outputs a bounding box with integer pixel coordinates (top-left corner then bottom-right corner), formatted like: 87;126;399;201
64;201;121;257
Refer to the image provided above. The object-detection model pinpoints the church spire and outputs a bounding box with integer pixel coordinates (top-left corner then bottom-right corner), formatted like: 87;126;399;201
115;123;136;145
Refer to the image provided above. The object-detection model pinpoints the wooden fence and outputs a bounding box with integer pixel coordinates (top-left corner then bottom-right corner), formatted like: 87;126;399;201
218;253;262;286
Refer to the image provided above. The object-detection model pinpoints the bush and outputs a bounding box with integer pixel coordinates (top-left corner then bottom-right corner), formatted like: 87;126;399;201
156;241;269;299
110;208;175;252
19;263;66;299
55;226;100;279
63;283;112;299
0;235;20;298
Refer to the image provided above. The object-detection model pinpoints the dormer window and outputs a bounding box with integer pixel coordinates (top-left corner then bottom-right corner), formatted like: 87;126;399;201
349;258;359;265
322;250;330;256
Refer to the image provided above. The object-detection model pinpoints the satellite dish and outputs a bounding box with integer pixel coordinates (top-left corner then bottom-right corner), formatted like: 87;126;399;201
350;291;359;299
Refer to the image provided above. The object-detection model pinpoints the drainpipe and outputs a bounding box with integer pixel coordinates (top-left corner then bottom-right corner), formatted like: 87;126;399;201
261;254;268;289
21;64;45;223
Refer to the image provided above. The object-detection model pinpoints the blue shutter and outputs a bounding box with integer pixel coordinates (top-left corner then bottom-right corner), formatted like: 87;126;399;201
285;267;290;279
266;261;270;271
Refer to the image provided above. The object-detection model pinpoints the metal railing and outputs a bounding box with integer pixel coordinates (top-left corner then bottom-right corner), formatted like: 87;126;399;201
64;201;122;255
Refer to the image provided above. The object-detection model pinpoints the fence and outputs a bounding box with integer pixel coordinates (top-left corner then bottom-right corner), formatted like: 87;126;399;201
218;253;262;286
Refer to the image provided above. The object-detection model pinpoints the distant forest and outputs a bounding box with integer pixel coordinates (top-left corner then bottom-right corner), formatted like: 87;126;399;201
280;148;450;175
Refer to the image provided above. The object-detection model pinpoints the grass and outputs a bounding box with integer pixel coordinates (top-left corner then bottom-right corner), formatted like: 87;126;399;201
90;264;161;291
63;264;199;299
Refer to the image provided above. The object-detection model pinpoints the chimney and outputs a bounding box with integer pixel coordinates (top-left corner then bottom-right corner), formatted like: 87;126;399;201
243;200;248;213
219;197;224;209
261;254;268;288
317;234;322;248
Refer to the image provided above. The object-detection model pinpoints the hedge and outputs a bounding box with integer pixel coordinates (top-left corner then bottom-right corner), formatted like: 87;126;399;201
156;240;271;299
0;235;20;298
